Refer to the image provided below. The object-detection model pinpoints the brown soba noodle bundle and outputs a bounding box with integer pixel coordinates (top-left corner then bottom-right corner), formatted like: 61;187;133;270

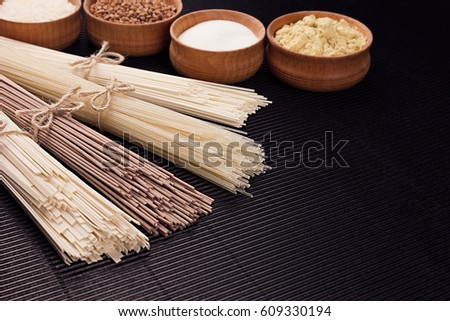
1;75;213;237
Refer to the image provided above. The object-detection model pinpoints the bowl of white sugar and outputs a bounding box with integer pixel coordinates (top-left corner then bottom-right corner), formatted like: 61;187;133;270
170;9;265;84
0;0;81;50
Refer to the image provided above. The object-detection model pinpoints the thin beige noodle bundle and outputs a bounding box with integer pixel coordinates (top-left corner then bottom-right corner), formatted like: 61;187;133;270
0;43;269;195
78;77;135;129
0;37;271;128
70;41;125;78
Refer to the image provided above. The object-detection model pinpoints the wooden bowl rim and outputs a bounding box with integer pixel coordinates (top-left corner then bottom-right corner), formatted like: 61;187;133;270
267;10;373;60
83;0;183;27
0;0;81;25
170;9;265;54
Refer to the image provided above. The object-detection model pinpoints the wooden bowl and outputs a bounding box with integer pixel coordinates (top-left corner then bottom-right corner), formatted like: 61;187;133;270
267;11;373;92
0;0;81;50
84;0;182;57
170;9;265;84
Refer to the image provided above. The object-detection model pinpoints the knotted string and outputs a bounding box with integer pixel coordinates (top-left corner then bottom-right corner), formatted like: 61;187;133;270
15;86;84;142
78;78;135;131
70;41;125;79
0;120;33;139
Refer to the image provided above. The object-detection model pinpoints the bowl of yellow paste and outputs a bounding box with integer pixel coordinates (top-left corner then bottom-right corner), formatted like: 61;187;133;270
267;11;373;92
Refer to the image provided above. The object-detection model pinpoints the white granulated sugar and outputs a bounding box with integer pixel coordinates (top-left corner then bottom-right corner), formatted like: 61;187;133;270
0;0;77;23
178;20;259;51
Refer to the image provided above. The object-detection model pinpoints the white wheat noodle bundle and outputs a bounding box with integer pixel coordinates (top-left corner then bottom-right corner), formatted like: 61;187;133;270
0;43;269;195
0;37;271;128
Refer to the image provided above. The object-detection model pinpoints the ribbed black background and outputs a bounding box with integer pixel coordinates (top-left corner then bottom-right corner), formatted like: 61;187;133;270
1;0;450;300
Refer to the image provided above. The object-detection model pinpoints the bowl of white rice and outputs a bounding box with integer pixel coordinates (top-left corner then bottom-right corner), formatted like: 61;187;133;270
0;0;81;50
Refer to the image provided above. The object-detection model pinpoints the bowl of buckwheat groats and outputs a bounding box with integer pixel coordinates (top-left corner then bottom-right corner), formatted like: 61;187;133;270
84;0;183;56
